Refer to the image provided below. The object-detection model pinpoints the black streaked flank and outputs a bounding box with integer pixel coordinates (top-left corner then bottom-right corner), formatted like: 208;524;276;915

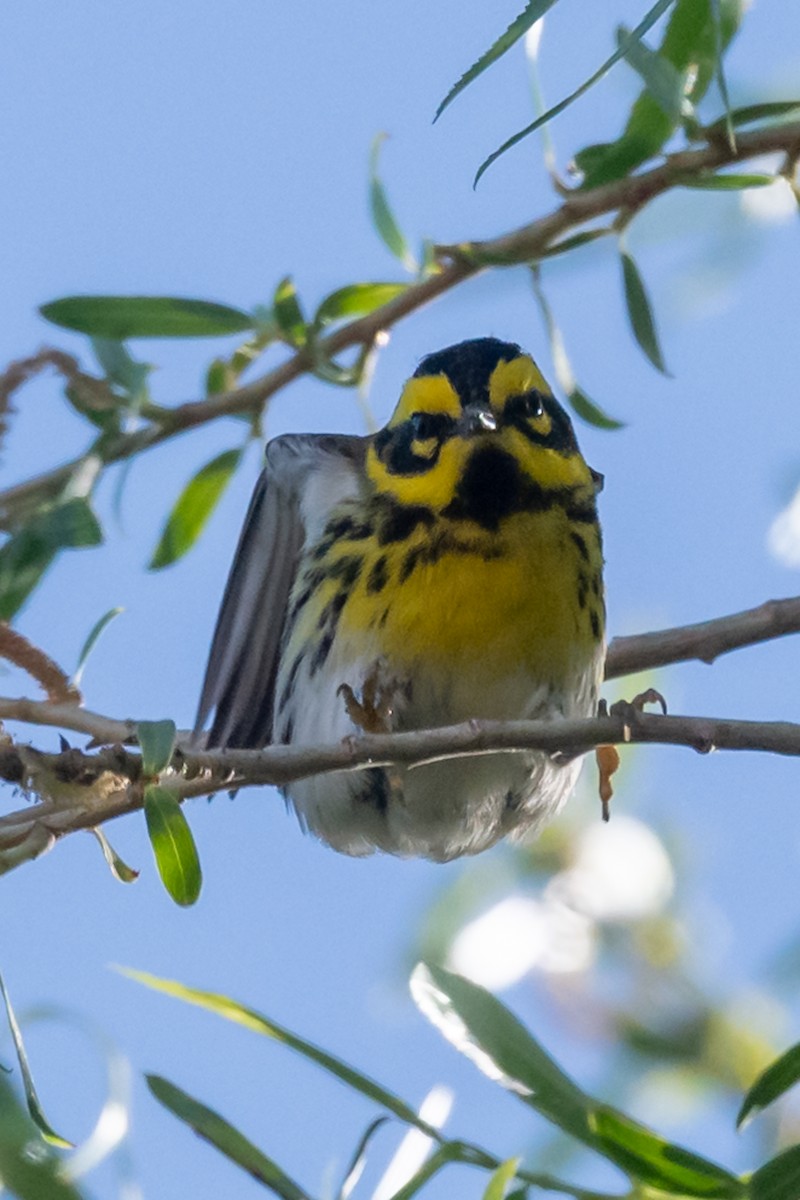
376;501;436;544
310;631;334;675
570;530;589;561
367;555;389;594
590;610;602;640
278;652;304;711
318;591;347;629
326;555;363;587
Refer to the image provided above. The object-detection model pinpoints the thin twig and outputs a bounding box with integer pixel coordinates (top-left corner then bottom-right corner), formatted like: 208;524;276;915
2;120;800;531
604;596;800;678
0;625;81;704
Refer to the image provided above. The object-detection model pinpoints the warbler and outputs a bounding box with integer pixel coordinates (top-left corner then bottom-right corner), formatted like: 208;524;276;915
196;337;605;861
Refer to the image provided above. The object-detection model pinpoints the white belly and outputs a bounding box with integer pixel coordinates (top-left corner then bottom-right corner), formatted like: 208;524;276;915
274;634;600;861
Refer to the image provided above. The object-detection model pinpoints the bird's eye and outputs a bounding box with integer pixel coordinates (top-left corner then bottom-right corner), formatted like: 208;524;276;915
510;390;545;419
409;412;448;440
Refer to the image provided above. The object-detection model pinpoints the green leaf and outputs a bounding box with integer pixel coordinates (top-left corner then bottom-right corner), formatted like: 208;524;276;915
0;1075;84;1200
40;295;254;339
435;0;560;120
369;135;418;272
121;969;438;1136
737;1041;800;1129
313;283;408;330
482;1157;522;1200
146;1075;311;1200
568;388;625;430
0;498;103;620
272;277;308;347
540;228;612;258
749;1145;800;1200
590;1106;744;1197
675;172;776;190
575;0;744;190
617;23;688;120
707;99;800;133
709;0;735;149
410;964;594;1144
338;1116;389;1200
143;786;202;906
149;447;243;570
620;249;670;374
89;827;140;884
0;974;72;1148
72;606;124;689
90;338;152;400
474;0;674;185
138;720;177;775
530;268;624;430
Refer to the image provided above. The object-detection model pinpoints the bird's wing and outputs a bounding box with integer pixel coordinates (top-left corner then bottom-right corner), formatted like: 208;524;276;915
195;433;366;748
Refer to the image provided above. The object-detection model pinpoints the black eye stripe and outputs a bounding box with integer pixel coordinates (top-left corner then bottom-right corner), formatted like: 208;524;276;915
409;411;456;441
505;389;545;420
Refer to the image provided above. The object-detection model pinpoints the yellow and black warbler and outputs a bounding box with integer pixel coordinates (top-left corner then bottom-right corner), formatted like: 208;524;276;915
196;337;605;860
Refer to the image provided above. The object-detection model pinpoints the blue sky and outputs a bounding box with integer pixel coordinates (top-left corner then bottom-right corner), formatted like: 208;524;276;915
2;2;800;1197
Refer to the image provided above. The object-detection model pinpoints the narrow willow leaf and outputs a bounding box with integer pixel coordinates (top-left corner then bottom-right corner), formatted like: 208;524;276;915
90;338;151;400
0;1075;83;1200
338;1116;389;1200
72;606;124;688
143;787;202;907
313;283;408;329
530;268;624;429
591;1106;744;1198
410;964;594;1144
575;0;743;190
707;99;800;132
482;1157;522;1200
121;969;437;1135
749;1145;800;1200
540;228;612;258
617;23;688;120
709;0;735;149
568;388;625;430
474;0;674;185
0;974;72;1149
435;0;560;121
620;250;670;375
0;498;103;621
40;295;254;339
737;1041;800;1129
309;338;375;389
137;720;177;775
369;135;417;272
675;172;775;190
149;447;243;570
89;828;140;884
146;1075;311;1200
272;277;308;347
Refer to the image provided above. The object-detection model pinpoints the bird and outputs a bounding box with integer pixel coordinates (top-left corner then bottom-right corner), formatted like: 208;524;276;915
195;337;605;861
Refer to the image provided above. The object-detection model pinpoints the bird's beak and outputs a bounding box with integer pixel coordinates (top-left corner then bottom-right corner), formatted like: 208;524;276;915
591;468;604;493
464;408;498;435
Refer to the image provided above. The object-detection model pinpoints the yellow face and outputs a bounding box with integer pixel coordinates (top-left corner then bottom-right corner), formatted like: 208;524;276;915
366;340;598;517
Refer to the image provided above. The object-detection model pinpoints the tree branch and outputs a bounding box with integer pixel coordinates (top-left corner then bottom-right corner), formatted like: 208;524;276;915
0;593;798;874
2;119;799;531
604;596;800;678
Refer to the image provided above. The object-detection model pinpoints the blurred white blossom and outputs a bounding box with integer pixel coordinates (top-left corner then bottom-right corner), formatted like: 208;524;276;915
445;818;673;991
768;484;800;567
553;816;674;922
371;1085;453;1200
740;176;797;224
